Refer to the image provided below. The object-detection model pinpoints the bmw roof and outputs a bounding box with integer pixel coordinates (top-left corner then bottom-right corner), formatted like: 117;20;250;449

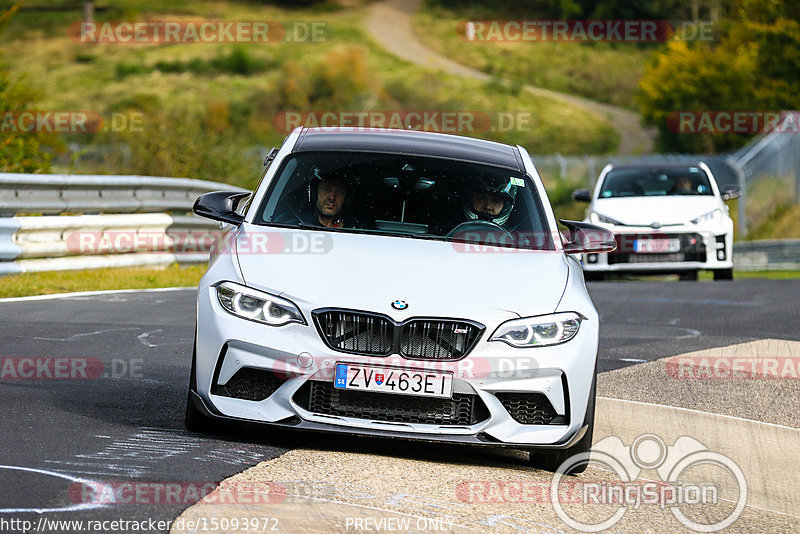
293;127;524;171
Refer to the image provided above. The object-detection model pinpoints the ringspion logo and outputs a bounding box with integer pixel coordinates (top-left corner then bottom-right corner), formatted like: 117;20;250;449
551;434;747;532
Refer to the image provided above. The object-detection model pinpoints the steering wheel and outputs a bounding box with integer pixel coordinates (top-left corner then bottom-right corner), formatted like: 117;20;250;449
445;220;514;244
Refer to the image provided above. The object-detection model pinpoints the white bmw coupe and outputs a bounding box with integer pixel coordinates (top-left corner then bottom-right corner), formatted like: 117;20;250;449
187;127;615;472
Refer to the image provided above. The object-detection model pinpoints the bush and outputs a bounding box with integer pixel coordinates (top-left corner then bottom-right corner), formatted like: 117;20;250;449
99;102;259;189
148;48;273;77
115;62;151;78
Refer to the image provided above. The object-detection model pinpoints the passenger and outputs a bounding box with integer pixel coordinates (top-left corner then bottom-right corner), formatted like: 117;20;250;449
462;178;518;227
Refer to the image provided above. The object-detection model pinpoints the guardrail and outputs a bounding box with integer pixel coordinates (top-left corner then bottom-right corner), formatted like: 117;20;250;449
0;173;247;275
733;239;800;271
0;173;245;215
0;173;796;275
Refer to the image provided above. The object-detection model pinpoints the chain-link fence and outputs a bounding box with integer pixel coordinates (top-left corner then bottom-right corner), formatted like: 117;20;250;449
729;113;800;235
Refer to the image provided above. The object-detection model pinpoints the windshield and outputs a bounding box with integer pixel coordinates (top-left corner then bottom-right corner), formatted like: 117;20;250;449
599;167;714;198
254;151;554;251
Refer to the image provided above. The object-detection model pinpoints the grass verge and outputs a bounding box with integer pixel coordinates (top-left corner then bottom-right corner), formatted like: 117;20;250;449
413;2;655;109
0;264;205;298
705;270;800;281
1;264;795;300
0;0;618;190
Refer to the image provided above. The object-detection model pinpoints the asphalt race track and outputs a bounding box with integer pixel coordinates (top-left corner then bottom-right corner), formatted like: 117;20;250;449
1;280;799;533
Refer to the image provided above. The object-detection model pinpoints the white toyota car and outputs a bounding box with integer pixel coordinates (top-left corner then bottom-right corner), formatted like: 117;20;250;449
573;162;741;281
187;127;615;472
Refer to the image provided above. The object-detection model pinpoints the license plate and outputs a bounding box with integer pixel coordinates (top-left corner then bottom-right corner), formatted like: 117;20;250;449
334;363;453;399
634;238;681;253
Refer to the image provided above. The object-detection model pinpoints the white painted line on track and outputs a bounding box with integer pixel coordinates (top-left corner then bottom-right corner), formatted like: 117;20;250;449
597;396;800;431
0;286;195;303
0;465;108;513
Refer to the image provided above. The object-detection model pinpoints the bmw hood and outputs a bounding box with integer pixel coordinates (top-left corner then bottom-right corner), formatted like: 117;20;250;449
234;224;569;323
593;196;721;226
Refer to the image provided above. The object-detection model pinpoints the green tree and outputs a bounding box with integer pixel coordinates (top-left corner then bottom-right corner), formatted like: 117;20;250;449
0;6;52;173
638;0;800;152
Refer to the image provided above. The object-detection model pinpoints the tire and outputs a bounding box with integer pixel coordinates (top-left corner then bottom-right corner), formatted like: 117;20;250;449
713;268;733;281
583;271;605;282
678;271;698;281
185;339;219;433
530;367;596;474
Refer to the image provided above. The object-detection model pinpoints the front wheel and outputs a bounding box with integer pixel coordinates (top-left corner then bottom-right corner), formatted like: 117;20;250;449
713;268;733;281
583;271;605;282
185;339;220;433
530;369;596;474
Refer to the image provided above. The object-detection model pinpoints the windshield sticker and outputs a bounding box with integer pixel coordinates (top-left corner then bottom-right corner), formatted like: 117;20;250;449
509;177;525;187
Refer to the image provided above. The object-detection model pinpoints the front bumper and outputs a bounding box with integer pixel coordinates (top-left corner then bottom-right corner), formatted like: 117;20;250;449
194;285;598;449
189;391;589;451
582;227;733;272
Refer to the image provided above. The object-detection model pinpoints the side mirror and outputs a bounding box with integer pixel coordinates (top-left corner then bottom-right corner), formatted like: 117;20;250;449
571;189;592;202
721;185;741;201
193;191;251;225
559;220;616;254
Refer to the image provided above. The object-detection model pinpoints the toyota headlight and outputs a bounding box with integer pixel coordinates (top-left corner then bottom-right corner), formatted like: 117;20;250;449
490;312;582;348
215;282;305;326
691;209;721;225
590;212;623;226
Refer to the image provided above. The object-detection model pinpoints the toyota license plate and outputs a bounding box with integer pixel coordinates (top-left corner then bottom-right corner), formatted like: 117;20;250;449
334;363;453;399
634;238;681;253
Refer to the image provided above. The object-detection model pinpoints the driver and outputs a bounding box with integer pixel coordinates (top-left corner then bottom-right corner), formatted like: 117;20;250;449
463;177;518;227
312;174;349;228
671;177;697;195
276;166;356;228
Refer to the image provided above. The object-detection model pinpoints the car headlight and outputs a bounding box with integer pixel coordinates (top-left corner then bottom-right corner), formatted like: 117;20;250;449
690;209;721;225
215;282;305;326
589;212;622;226
490;312;582;348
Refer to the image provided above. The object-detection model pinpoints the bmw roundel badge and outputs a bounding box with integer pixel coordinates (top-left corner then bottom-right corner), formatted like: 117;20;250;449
391;300;408;310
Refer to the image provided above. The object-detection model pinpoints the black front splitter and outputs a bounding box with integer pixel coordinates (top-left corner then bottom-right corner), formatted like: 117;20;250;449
190;391;587;452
